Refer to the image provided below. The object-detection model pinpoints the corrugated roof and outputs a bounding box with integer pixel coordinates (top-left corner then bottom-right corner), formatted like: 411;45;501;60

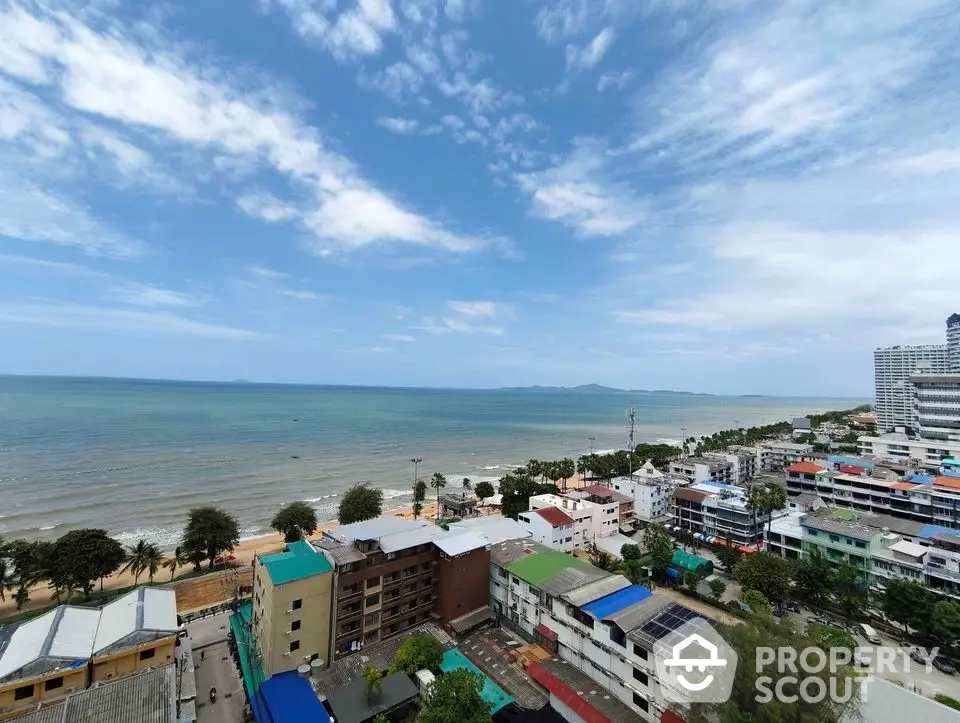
671;549;712;574
674;488;710;503
606;595;673;633
449;517;531;545
891;482;919;491
94;588;178;656
260;540;334;585
326;671;418;723
562;575;631;607
315;540;366;566
534;506;576;527
507;551;593;586
378;525;449;553
0;609;61;680
434;530;488;557
887;540;927;558
48;607;100;660
490;538;553;567
919;524;960;540
528;658;645;723
538;566;610;597
802;516;877;542
259;671;331;723
934;476;960;490
328;517;430;543
580;585;653;620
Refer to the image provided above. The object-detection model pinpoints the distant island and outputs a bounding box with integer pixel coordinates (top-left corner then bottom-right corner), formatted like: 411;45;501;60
497;384;713;396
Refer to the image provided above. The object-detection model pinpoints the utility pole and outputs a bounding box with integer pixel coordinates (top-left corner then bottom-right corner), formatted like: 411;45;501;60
627;408;636;478
411;458;422;487
587;437;595;455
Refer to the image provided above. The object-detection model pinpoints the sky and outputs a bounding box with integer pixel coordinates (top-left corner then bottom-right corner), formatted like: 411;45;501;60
1;0;958;396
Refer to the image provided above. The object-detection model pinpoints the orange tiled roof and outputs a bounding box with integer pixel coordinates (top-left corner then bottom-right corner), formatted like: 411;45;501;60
934;476;960;490
787;461;823;474
534;506;576;527
890;482;919;491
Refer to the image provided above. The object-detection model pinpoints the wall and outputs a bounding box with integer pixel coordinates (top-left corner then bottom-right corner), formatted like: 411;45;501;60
0;667;86;715
436;547;491;625
91;638;176;682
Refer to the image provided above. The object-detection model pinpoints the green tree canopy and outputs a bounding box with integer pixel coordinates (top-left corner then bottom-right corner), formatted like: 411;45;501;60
733;552;794;606
881;579;934;635
715;544;742;573
620;543;642;561
418;669;492;723
708;578;726;601
337;483;384;525
270;501;318;542
742;589;772;616
808;624;856;653
793;549;832;607
391;634;445;674
182;506;240;570
643;523;673;580
474;480;495;504
931;600;960;643
122;539;153;586
498;470;557;520
831;563;868;621
50;529;125;600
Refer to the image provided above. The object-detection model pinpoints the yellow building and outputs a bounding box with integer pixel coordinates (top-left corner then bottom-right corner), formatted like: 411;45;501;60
253;540;333;677
0;588;178;719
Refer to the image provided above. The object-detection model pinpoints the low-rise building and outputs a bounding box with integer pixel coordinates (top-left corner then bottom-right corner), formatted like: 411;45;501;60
668;457;733;484
528;492;620;548
801;511;882;578
858;432;960;471
705;451;758;484
761;441;815;471
448;515;531;545
672;481;769;547
252;539;334;677
764;509;805;560
518;507;576;551
579;485;636;531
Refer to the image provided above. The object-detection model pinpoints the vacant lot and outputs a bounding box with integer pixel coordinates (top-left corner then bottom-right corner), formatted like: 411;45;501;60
174;567;253;614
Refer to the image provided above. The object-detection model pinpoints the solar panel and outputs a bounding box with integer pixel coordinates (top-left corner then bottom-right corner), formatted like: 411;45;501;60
639;603;699;640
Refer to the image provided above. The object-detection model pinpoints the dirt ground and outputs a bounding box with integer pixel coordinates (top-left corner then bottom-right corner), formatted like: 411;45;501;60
173;567;253;614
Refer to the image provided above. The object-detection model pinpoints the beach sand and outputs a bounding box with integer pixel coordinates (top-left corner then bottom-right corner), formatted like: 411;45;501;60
0;501;445;618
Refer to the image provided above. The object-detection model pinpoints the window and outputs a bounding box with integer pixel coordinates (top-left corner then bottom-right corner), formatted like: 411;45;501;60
14;685;34;701
632;692;649;711
292;599;303;610
829;535;840;543
366;594;380;605
291;620;301;631
367;577;380;588
139;648;156;661
632;644;648;660
632;667;648;685
290;640;300;652
45;677;64;691
855;541;866;549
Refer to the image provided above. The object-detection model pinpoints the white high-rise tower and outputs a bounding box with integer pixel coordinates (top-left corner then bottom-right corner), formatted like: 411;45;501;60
948;313;960;372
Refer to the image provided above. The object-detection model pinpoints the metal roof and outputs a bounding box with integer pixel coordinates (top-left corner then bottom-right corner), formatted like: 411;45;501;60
260;540;333;584
581;585;653;620
448;516;531;545
325;671;418;723
533;506;576;527
94;588;178;656
378;524;450;553
802;516;877;542
537;566;610;598
314;539;366;565
489;538;553;567
327;517;431;543
507;551;593;586
608;595;673;634
434;530;488;557
528;658;646;723
48;607;101;660
561;575;631;607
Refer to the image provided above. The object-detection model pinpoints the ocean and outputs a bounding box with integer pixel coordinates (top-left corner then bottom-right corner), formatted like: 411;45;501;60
0;376;867;548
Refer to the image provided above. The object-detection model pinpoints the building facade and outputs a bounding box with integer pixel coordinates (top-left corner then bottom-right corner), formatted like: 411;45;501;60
912;373;960;442
668;457;733;484
858;432;960;471
528;492;619;548
517;507;576;551
672;481;770;547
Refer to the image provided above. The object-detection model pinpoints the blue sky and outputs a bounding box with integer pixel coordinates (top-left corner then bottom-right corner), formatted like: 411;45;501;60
1;0;958;396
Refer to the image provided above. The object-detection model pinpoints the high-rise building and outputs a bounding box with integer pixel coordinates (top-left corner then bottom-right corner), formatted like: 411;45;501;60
912;373;960;442
874;345;949;431
949;313;960;372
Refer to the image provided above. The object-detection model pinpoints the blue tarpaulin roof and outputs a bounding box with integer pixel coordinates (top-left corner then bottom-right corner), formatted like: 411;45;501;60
911;472;935;484
580;584;653;619
258;672;331;723
919;524;960;540
829;455;874;469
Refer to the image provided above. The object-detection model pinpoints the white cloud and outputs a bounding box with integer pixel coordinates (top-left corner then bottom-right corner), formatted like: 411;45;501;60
278;289;324;300
447;300;508;318
516;140;646;236
376;116;419;134
0;302;263;340
565;27;615;70
383;333;416;342
597;69;632;92
363;61;423;98
534;0;591;42
0;253;110;277
110;284;210;308
246;265;289;279
270;0;397;59
417;298;512;335
0;3;487;257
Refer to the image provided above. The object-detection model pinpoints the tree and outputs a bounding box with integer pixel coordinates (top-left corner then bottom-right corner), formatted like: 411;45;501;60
684;616;860;723
143;544;165;584
182;506;240;570
462;477;473;492
622;559;647;585
708;578;726;601
620;543;642;561
808;623;856;653
13;585;29;611
589;546;616;572
0;555;10;603
742;589;772;615
733;552;793;607
430;473;447;518
338;483;384;525
558;458;576;491
49;529;125;601
474;481;494;506
413;479;427;519
164;546;190;581
931;600;960;644
373;715;389;723
793;549;832;607
831;563;868;621
270;501;318;542
498;471;540;520
418;668;492;723
643;524;673;581
882;579;934;634
362;665;383;703
683;571;702;593
391;634;445;674
122;539;152;586
715;543;742;573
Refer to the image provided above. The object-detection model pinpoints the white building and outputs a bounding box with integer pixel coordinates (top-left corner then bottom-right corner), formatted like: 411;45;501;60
875;345;951;432
517;507;575;551
705;450;758;484
612;476;677;525
871;535;927;588
673;481;771;547
858;432;960;471
764;509;805;560
448;516;531;545
668;457;733;484
529;492;619;549
912;373;960;442
949;314;960;373
760;441;815;471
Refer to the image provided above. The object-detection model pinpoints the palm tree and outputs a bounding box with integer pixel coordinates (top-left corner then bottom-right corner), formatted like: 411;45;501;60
13;585;29;611
164;546;189;581
122;539;151;586
362;665;383;703
430;473;447;520
0;557;10;603
462;477;472;493
143;544;166;585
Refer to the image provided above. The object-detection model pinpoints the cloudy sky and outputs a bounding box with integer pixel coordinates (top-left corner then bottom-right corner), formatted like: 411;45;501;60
1;0;958;395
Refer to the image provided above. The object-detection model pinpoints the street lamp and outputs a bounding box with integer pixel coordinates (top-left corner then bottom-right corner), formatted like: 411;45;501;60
587;437;595;455
411;458;422;486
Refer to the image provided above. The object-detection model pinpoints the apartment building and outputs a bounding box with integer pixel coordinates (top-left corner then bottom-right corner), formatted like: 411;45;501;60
912;373;960;442
252;539;334;677
528;492;620;548
318;518;490;660
668;457;733;484
517;507;576;550
705;450;758;484
580;485;636;530
875;345;950;431
801;513;881;576
761;441;815;472
610;461;682;525
858;432;960;471
764;509;805;560
0;588;178;718
672;481;770;547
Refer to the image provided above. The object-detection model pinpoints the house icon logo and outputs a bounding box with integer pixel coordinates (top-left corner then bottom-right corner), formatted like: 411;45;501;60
653;618;737;704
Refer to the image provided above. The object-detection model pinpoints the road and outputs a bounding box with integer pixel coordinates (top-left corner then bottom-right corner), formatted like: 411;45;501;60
187;612;233;649
187;612;246;723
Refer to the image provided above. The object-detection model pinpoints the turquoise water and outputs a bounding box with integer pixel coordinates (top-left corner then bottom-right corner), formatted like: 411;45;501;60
0;376;866;546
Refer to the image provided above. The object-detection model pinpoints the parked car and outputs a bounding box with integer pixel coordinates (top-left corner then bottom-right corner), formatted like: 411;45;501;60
934;656;956;675
910;648;927;664
809;617;830;627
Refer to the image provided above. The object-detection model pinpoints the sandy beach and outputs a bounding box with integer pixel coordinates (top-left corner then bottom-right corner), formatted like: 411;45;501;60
0;501;445;618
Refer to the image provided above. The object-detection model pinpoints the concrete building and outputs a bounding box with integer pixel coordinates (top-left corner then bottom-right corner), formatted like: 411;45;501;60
801;511;882;578
448;515;531;545
579;485;636;531
672;481;770;547
517;507;576;551
610;462;681;525
764;509;805;560
668;457;733;484
949;313;960;372
912;373;960;442
704;450;758;484
0;588;178;718
528;492;619;549
875;344;950;431
252;539;334;677
760;441;815;471
858;432;960;471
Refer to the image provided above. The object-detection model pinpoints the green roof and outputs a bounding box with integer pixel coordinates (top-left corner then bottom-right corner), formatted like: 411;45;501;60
830;508;856;521
260;540;332;585
671;549;713;574
506;551;592;585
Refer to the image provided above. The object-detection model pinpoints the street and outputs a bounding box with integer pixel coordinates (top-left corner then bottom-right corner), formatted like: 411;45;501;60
188;613;246;723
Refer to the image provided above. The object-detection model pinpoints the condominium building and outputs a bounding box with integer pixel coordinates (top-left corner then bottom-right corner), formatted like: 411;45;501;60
668;457;733;484
704;450;758;484
672;481;770;547
875;345;950;431
760;441;815;472
858;432;960;471
950;314;960;372
912;373;960;442
252;540;334;677
610;461;681;525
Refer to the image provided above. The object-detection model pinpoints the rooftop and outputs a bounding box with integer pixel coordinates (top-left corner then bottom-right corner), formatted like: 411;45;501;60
434;530;488;557
580;585;653;621
326;517;430;544
560;575;631;608
802;515;878;542
506;551;594;586
787;461;824;474
934;476;960;490
527;658;646;723
325;671;418;723
674;488;710;503
489;538;554;568
449;516;531;545
258;672;331;723
536;565;611;597
532;506;576;527
845;677;960;723
260;540;333;585
767;441;813;452
886;540;927;559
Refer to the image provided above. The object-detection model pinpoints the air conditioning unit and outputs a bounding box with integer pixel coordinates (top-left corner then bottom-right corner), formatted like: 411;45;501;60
285;631;292;636
284;652;291;657
286;609;294;615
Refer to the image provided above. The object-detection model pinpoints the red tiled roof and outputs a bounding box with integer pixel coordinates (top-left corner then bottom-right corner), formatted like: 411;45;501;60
891;482;919;491
581;484;615;498
839;464;866;475
934;476;960;490
787;461;823;474
527;662;612;723
534;506;575;527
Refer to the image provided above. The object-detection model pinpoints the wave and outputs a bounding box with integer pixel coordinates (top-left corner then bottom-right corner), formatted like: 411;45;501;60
38;524;61;531
302;493;340;503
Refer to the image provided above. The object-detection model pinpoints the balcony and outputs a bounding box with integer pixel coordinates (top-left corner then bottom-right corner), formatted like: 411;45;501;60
338;605;362;621
340;586;363;601
927;565;960;582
